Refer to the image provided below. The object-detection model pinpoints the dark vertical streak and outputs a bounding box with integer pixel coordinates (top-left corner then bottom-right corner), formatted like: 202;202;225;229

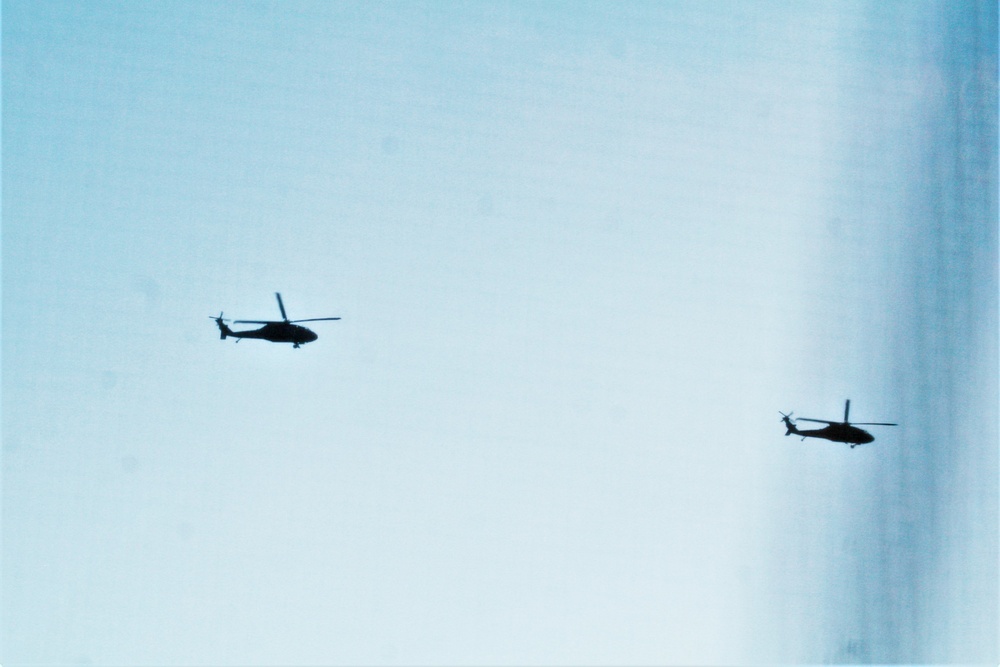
763;3;998;663
864;2;997;662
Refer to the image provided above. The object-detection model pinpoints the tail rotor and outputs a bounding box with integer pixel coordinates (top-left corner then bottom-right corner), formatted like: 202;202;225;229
210;312;231;339
779;411;796;436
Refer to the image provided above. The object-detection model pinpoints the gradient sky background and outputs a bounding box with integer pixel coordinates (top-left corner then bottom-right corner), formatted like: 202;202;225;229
3;2;996;665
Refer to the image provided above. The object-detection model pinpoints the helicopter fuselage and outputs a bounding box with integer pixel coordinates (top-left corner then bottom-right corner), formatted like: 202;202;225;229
791;423;874;445
227;322;318;346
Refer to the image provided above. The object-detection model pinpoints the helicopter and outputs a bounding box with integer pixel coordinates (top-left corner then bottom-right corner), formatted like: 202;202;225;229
779;399;896;448
211;292;340;348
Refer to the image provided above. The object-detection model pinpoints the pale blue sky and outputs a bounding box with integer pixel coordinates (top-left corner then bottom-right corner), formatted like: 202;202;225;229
3;2;996;665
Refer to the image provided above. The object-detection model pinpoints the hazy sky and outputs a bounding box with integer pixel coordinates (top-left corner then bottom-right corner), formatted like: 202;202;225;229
4;2;996;665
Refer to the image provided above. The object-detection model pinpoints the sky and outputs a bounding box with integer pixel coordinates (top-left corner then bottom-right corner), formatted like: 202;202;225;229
3;2;996;665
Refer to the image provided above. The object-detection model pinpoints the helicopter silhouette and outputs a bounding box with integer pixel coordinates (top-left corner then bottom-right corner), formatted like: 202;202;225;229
780;399;896;448
211;293;340;348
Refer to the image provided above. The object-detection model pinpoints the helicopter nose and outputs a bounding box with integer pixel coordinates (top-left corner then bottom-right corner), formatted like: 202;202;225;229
306;330;318;342
860;432;874;444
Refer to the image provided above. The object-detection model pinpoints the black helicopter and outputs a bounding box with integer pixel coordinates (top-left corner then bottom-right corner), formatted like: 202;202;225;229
780;399;896;448
211;293;340;348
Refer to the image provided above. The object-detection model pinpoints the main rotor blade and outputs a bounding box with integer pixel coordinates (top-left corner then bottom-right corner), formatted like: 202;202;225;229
275;292;288;321
234;320;280;324
852;422;897;426
796;418;837;424
290;317;341;323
